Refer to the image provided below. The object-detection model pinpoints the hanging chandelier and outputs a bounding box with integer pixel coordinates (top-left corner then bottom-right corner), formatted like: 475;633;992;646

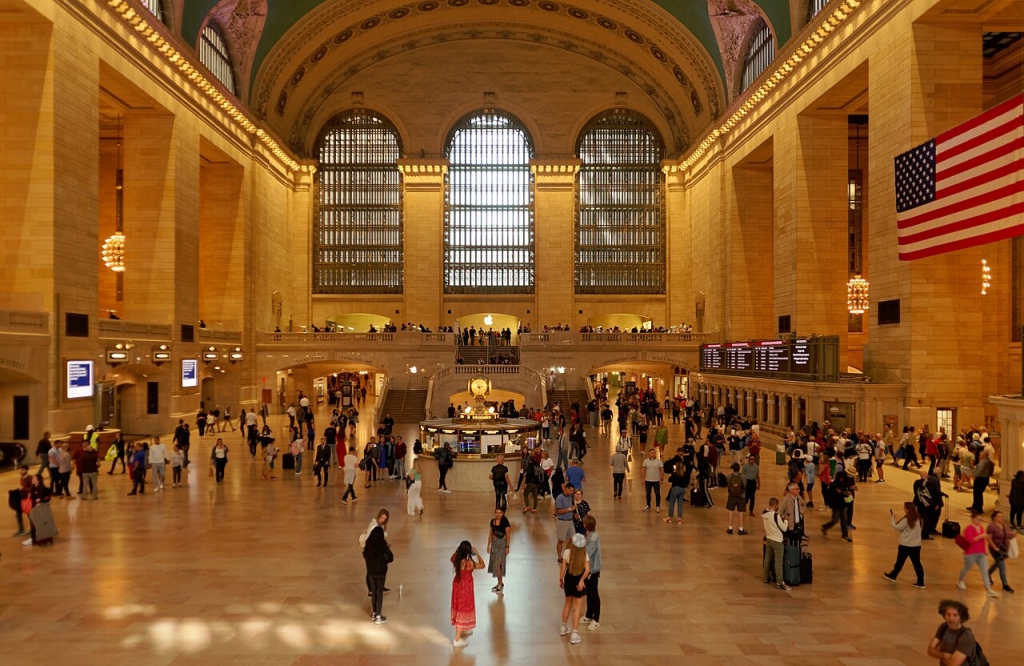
102;231;126;271
981;259;991;295
847;274;869;314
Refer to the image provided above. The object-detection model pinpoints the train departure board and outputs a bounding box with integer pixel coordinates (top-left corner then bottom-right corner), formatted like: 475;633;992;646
699;336;838;381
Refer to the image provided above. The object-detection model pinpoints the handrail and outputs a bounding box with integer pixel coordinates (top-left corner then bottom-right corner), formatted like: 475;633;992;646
97;319;173;340
373;376;391;427
519;331;709;345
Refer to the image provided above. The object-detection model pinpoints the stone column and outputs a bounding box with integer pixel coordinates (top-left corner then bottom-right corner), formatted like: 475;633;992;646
199;161;246;329
531;160;580;328
398;159;448;328
767;392;776;426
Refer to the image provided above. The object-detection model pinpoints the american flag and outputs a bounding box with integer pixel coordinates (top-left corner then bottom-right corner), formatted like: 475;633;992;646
895;94;1024;261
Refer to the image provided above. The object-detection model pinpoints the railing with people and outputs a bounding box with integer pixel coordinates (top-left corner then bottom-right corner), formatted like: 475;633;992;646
97;319;173;341
520;331;710;346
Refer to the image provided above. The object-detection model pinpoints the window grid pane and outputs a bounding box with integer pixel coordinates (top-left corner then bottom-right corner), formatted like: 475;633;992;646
313;111;404;295
139;0;163;22
808;0;832;20
575;110;665;294
741;20;774;92
444;111;535;294
200;24;236;95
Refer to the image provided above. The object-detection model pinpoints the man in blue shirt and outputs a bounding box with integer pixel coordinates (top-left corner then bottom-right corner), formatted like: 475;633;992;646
566;458;585;491
555;482;576;562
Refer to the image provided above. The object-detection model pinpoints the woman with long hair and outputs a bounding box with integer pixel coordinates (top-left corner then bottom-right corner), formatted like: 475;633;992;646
987;510;1016;593
486;507;511;592
559;532;591;645
451;540;485;647
210;438;229;485
362;509;393;624
958;509;1000;598
883;502;925;588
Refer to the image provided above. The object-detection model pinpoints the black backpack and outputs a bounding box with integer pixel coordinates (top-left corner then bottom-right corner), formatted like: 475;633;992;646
955;628;989;666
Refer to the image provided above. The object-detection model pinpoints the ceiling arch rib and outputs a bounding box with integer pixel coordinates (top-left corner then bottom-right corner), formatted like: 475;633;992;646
284;22;695;157
250;1;726;129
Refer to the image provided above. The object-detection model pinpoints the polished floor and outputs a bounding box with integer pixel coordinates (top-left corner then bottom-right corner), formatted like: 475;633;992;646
1;409;1022;666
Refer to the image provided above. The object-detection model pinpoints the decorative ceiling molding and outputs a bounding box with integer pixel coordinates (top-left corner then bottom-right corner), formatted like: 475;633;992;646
205;0;268;100
250;0;724;125
282;22;693;156
707;0;763;100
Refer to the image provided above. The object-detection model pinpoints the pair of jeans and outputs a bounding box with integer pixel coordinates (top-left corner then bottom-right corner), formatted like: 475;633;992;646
989;555;1009;587
763;539;784;582
667;486;685;518
1010;503;1024;528
612;473;625;497
342;483;357;501
82;472;98;499
438;464;450;490
972;477;990;512
959;553;992;590
745;480;758;513
294;452;303;474
108;455;125;474
130;467;146;494
151;463;166;488
523;483;538;510
584;571;601;621
172;466;182;485
888;545;925;585
214;458;227;483
822;506;849;538
367;573;387;616
644;481;661;508
494;483;508;510
394;457;406;480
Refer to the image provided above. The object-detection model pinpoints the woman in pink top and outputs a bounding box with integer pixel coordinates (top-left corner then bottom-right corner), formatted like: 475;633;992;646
957;510;999;598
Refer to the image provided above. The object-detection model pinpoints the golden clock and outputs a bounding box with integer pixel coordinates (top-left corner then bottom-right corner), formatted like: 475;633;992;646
469;376;490;397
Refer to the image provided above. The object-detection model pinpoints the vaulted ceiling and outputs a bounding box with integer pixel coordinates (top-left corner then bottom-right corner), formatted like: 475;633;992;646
175;0;797;157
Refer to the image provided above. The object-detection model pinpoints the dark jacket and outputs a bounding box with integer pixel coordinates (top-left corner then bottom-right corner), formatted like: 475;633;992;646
1009;477;1024;506
363;526;393;576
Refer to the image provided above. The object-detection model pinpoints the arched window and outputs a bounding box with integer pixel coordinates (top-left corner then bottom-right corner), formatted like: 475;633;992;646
199;22;236;95
575;110;665;294
139;0;165;23
444;111;535;294
313;110;404;294
741;19;774;92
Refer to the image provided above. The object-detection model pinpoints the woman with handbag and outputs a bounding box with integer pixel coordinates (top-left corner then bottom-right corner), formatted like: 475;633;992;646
957;509;999;597
210;439;229;484
987;510;1016;593
362;509;393;624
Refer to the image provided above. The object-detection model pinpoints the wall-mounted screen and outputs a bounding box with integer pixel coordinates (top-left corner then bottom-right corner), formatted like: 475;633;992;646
181;359;198;388
66;360;94;399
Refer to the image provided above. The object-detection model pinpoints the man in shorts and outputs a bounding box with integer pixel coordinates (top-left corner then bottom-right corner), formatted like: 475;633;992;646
555;482;576;562
725;463;748;535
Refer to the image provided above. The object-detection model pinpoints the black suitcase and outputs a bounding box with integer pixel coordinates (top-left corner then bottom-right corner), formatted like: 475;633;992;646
717;472;728;488
282;453;295;471
941;504;961;538
799;551;813;585
783;543;802;586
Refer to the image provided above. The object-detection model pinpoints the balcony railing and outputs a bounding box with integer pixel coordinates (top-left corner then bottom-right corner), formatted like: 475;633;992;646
260;331;457;345
199;329;242;343
520;331;709;346
97;319;172;341
0;309;48;335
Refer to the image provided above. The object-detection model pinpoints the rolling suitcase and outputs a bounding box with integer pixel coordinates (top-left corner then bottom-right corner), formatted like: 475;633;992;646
282;453;295;471
783;542;802;586
799;551;813;585
941;503;961;539
29;503;58;546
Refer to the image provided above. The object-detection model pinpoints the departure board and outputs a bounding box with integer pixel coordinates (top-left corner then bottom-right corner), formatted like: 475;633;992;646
699;336;838;381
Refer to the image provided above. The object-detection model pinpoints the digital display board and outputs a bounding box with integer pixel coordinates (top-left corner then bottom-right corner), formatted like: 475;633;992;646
699;337;838;381
181;359;198;388
66;360;94;399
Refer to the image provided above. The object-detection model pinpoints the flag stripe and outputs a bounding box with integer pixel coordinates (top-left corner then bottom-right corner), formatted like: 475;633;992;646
899;220;1024;261
901;196;1024;245
936;95;1023;148
938;133;1024;188
937;133;1024;183
938;116;1022;164
897;176;1024;231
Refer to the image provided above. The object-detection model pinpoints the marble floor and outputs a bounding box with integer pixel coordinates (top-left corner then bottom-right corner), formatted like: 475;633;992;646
1;410;1021;666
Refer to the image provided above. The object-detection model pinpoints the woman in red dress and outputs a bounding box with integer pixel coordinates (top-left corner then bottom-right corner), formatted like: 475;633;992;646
450;540;485;648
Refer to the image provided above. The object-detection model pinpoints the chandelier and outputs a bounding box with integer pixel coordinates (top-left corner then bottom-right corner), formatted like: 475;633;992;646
846;274;869;314
981;259;991;295
102;231;126;272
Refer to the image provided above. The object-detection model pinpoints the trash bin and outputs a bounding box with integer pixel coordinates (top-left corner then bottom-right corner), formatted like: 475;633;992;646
775;445;786;466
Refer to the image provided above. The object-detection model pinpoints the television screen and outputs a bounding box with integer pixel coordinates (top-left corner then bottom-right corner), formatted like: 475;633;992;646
66;360;94;399
181;359;198;388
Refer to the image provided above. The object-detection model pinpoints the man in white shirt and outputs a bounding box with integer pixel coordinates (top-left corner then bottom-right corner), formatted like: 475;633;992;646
762;498;792;591
149;436;168;491
641;447;664;513
778;482;806;540
341;446;359;504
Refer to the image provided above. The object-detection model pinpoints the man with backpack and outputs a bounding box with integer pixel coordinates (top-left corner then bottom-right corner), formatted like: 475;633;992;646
927;599;988;665
725;463;748;535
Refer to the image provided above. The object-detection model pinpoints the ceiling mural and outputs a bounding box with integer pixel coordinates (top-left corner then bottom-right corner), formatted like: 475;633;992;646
707;0;766;98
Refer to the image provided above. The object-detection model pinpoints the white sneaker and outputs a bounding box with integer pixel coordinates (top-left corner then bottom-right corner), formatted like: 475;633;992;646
656;507;660;513
570;632;582;644
986;589;1000;598
559;624;569;636
588;621;600;631
22;538;32;546
957;580;967;590
579;617;591;624
444;489;452;494
453;638;468;648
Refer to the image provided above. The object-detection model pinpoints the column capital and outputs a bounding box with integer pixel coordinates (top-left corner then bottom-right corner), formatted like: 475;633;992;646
398;158;448;192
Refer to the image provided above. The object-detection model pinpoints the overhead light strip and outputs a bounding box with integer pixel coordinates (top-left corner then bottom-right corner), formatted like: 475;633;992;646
677;0;864;172
105;0;300;172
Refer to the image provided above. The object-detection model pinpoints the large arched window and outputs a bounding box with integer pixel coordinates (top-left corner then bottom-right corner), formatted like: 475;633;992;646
575;110;665;294
313;110;404;294
199;22;236;95
444;111;535;294
741;19;775;92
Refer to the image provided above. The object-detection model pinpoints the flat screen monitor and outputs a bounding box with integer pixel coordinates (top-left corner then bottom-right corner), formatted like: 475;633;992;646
66;360;94;399
181;359;198;387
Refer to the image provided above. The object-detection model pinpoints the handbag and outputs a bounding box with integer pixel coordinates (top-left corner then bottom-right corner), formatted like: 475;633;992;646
1007;536;1019;559
954;534;971;551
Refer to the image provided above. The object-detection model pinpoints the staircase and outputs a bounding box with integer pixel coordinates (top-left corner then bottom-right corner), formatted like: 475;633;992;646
457;344;519;365
379;389;429;423
550;388;591;410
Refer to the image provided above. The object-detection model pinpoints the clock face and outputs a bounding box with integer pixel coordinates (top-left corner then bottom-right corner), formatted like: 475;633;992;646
470;378;489;396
